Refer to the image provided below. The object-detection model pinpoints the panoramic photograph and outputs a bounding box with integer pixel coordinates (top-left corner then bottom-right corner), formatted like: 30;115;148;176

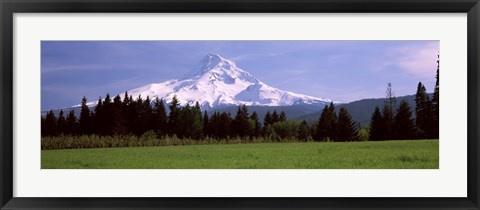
41;41;439;169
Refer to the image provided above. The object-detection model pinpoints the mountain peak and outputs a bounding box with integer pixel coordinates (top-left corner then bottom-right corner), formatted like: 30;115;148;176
204;53;224;60
200;53;228;69
182;53;237;79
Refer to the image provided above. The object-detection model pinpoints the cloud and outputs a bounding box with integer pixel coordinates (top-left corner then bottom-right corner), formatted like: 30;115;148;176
42;64;112;74
383;42;439;78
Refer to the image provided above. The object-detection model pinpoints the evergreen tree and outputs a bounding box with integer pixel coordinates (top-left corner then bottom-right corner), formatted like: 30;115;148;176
250;111;262;138
394;100;415;140
132;95;145;136
65;110;78;135
432;55;440;138
41;116;46;137
279;111;287;122
140;95;153;133
210;111;221;138
174;102;203;139
103;93;113;135
271;110;279;124
43;110;57;136
127;95;139;136
122;92;132;134
56;110;67;135
369;106;384;141
415;82;434;138
218;112;232;139
93;96;104;135
335;107;358;141
381;103;394;140
79;96;92;135
232;105;252;138
111;95;128;135
168;95;180;136
315;102;337;141
327;102;338;140
153;98;168;136
203;110;210;137
123;92;130;107
191;102;204;139
315;105;330;141
297;120;311;141
177;104;193;138
263;111;272;129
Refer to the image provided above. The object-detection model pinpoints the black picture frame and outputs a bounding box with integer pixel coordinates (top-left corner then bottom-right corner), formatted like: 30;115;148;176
1;0;479;209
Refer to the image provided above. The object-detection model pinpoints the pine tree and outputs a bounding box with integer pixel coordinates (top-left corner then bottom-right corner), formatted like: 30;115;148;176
122;92;132;134
65;110;78;136
191;102;204;139
127;95;139;136
315;102;337;141
203;110;210;137
111;95;128;135
279;111;287;122
335;107;358;142
232;105;252;138
132;95;144;136
177;104;193;138
432;55;440;138
153;98;168;136
415;82;433;138
271;110;279;124
210;111;220;138
382;103;394;140
262;111;273;136
327;102;338;140
44;110;57;136
297;120;311;141
218;112;232;139
93;96;104;135
168;95;180;136
250;111;262;138
315;105;330;141
79;96;92;135
369;106;384;141
394;100;415;140
41;116;46;137
103;93;113;135
263;111;272;128
56;110;67;135
140;95;153;134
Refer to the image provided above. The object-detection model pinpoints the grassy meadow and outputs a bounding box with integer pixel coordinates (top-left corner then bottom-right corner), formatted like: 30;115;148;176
42;140;438;169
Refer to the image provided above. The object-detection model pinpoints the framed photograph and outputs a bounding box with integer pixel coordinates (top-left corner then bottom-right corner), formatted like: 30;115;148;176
1;0;479;209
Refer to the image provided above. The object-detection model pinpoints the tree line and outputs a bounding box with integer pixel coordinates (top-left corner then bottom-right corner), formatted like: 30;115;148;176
42;91;361;142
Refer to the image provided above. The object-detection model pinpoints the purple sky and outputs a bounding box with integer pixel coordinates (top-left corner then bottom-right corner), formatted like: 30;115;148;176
41;41;439;110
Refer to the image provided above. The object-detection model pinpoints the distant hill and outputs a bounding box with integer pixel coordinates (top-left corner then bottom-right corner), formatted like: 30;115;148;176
294;94;421;126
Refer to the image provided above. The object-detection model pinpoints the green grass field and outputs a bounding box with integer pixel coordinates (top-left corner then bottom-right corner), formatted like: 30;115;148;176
41;140;438;169
41;140;439;169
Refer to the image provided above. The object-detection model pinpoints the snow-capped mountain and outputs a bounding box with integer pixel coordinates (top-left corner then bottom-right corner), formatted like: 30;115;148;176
82;54;331;109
